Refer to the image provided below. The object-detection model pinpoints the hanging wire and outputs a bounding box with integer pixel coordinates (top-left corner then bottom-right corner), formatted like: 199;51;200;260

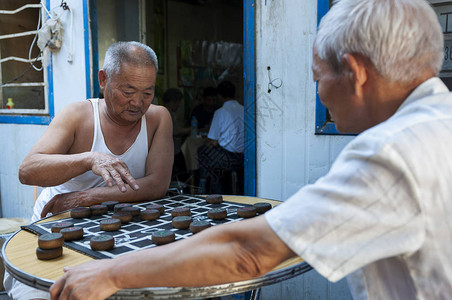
28;4;43;71
60;1;69;11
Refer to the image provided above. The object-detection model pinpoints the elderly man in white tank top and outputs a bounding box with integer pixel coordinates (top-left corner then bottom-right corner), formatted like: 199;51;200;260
6;41;173;300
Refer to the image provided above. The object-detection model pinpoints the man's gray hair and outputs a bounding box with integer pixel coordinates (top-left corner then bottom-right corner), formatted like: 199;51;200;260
102;41;158;78
314;0;443;83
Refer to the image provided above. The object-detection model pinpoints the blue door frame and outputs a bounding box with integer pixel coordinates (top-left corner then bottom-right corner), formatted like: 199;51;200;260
89;0;256;196
244;0;256;196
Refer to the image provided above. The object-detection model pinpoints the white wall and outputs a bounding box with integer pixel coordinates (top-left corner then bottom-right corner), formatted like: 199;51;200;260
255;0;353;200
255;0;354;299
0;0;88;219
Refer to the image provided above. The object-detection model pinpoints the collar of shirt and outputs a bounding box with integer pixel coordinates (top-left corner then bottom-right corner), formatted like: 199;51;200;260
222;100;239;107
397;77;448;113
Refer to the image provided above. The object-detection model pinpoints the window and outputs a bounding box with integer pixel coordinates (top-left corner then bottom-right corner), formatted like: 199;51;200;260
315;0;341;135
0;0;53;124
430;1;452;90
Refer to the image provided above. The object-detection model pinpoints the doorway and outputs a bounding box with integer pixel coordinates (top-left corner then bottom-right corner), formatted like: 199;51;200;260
93;0;254;195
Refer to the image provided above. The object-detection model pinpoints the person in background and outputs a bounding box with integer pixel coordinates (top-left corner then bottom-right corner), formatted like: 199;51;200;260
9;41;173;299
197;80;244;194
162;88;190;178
50;0;452;299
190;86;218;133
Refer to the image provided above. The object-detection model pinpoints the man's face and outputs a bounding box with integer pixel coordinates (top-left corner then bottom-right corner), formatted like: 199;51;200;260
101;63;156;124
168;99;181;113
312;50;366;133
203;96;216;110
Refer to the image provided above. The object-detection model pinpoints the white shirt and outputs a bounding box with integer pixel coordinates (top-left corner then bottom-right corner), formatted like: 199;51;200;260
266;77;452;299
208;100;244;153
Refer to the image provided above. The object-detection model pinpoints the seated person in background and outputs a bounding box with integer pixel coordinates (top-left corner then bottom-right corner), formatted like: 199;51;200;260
197;81;244;194
163;88;190;178
9;41;173;299
190;86;218;133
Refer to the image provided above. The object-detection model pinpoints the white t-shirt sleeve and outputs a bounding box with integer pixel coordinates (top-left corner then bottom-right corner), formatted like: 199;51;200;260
265;136;424;282
208;110;222;141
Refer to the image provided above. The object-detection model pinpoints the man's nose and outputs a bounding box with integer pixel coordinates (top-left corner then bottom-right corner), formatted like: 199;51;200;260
129;94;143;106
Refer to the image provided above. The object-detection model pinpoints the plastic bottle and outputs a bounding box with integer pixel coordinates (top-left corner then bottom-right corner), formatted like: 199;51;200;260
190;116;198;137
6;98;14;109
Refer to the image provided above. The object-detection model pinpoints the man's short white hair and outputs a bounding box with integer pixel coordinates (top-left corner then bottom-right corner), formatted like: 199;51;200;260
102;41;158;78
315;0;444;83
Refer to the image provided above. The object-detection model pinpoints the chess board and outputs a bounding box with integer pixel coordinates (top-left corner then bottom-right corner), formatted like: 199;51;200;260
22;195;260;259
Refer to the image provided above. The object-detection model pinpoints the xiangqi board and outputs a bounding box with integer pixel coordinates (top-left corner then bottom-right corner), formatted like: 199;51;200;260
22;195;266;259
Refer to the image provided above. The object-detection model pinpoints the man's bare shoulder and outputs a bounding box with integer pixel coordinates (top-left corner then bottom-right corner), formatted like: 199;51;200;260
56;100;93;120
144;104;171;123
50;101;94;138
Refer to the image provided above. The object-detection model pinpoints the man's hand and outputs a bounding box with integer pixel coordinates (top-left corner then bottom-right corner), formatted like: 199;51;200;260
90;152;139;192
41;192;83;218
205;138;219;147
50;260;119;300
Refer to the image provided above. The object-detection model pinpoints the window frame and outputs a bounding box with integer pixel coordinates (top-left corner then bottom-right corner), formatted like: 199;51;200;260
314;0;357;136
0;1;54;125
315;0;345;135
315;0;341;135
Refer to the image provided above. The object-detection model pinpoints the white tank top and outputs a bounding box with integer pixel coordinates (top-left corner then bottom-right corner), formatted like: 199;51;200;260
32;99;148;221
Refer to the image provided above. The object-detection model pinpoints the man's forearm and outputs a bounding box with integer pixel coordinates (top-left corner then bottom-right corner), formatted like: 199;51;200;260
50;215;296;299
109;216;294;289
81;175;170;206
19;153;91;187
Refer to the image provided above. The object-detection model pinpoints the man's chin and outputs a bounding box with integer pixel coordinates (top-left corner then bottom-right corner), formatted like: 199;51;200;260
334;122;361;135
120;113;143;124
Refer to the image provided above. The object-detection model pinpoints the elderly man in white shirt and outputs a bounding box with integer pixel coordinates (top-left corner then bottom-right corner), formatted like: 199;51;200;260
51;1;452;299
197;80;244;194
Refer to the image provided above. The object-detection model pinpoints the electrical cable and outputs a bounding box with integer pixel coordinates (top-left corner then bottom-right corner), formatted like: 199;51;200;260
29;4;43;71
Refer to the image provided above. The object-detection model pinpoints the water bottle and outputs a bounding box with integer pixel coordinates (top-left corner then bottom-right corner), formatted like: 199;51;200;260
6;98;14;109
190;116;198;137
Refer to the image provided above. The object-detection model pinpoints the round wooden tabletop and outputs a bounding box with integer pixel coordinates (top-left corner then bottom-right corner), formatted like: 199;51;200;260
2;195;310;298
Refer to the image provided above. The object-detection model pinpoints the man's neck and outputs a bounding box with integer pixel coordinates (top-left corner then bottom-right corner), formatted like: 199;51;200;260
368;74;435;127
101;99;142;129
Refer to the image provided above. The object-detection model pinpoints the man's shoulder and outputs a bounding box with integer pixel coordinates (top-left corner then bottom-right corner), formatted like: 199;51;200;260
57;100;93;119
67;100;93;109
144;104;171;123
146;104;169;114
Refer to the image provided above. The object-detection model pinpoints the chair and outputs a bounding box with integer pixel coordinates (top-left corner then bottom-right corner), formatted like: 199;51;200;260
208;167;244;195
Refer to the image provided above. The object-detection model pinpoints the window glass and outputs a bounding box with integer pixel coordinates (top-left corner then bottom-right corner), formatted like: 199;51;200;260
0;0;46;115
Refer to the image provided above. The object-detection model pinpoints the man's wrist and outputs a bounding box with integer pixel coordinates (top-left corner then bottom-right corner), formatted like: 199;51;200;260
76;190;94;207
79;152;94;172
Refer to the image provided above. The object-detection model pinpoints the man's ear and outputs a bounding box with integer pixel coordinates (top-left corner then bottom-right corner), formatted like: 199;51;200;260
98;70;107;90
342;53;367;97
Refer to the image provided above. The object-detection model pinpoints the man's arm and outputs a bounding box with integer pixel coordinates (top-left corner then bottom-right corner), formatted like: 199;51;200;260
40;106;174;216
50;215;296;300
19;101;140;192
19;102;96;186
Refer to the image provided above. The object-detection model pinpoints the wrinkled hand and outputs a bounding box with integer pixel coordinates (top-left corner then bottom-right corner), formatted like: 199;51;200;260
50;260;119;300
41;192;82;218
90;152;139;193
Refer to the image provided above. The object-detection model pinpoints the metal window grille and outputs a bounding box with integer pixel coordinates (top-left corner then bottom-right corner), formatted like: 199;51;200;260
0;1;48;115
